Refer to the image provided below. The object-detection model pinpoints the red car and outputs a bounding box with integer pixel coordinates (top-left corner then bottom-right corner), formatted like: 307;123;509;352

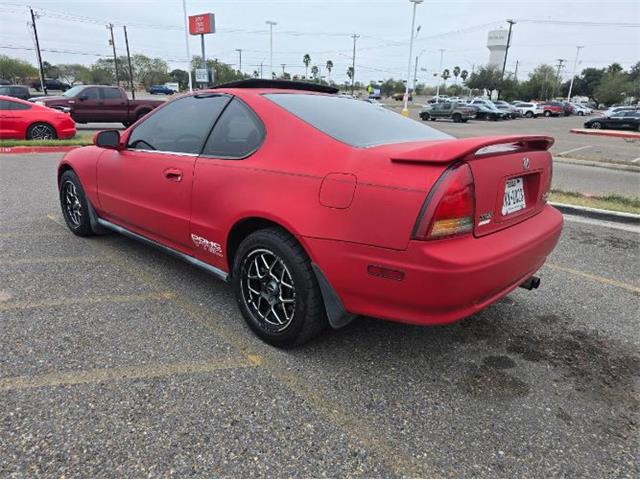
57;80;563;346
0;95;76;140
540;101;565;117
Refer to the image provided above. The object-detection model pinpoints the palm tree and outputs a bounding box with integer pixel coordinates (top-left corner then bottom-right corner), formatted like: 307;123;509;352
311;65;319;80
442;68;451;88
303;54;311;79
453;66;461;84
325;60;333;81
347;66;354;82
460;69;469;83
252;70;259;78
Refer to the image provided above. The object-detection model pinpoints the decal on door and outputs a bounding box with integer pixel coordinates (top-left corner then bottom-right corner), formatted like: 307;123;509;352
191;234;223;257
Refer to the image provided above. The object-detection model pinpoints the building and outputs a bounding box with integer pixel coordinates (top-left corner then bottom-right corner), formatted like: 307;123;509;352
487;29;510;68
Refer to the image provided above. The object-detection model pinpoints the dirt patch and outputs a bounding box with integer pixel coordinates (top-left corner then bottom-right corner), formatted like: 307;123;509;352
461;363;530;398
482;355;516;369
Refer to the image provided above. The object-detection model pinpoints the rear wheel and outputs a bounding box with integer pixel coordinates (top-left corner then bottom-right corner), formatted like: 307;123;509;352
525;111;534;118
27;122;56;140
578;111;584;116
544;110;551;117
420;112;430;121
590;121;602;129
452;113;462;123
232;228;327;347
59;170;95;237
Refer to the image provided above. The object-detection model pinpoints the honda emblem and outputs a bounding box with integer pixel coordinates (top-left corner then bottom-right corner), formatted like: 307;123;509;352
523;156;530;169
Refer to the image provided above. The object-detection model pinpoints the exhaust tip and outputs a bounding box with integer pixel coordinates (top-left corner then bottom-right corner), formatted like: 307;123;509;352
519;276;541;290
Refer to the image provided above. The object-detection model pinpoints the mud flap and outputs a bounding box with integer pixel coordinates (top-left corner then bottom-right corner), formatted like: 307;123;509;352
311;263;356;329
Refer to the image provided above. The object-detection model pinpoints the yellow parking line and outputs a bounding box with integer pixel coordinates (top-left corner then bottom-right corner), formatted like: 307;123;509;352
546;262;640;294
0;291;176;311
0;359;254;392
0;256;105;265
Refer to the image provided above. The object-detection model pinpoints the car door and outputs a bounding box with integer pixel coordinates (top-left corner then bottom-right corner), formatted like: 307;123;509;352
99;87;127;123
96;94;231;253
72;87;100;122
190;97;266;269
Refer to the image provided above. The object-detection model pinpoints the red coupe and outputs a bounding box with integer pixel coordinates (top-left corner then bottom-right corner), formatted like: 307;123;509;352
57;80;563;346
0;95;76;140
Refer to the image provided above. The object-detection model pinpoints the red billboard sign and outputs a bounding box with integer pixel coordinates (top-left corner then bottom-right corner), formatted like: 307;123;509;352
188;13;215;35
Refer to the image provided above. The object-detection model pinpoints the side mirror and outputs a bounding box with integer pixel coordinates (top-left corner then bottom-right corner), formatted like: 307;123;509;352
94;130;121;149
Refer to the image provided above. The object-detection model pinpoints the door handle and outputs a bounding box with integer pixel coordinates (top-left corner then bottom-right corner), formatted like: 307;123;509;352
163;168;183;182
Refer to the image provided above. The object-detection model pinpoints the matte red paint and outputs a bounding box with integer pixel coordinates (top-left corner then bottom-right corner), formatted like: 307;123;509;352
58;87;563;326
0;95;76;140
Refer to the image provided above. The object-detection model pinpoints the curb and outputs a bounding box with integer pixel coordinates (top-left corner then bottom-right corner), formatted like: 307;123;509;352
0;146;83;154
550;202;640;225
553;156;640;173
570;128;640;139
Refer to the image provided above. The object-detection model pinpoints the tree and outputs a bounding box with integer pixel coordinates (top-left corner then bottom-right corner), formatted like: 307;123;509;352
169;69;189;90
131;54;169;88
346;66;354;82
594;73;632;106
325;60;333;80
607;62;623;75
252;70;259;78
453;66;461;84
310;65;319;80
303;54;311;79
0;55;38;82
55;64;91;85
42;61;60;79
441;68;451;87
460;69;469;83
465;64;502;94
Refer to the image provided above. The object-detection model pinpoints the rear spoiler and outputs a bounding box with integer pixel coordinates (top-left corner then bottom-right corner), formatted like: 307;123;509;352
390;135;554;164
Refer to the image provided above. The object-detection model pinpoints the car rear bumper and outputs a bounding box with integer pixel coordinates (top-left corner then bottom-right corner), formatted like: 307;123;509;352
304;204;563;326
57;125;76;139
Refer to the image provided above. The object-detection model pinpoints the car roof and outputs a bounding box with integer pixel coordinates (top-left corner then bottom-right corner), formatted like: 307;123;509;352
213;79;338;94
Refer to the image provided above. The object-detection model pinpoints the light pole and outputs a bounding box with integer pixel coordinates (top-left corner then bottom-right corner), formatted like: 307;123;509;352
265;20;277;79
413;48;426;92
235;48;243;73
402;0;423;116
567;46;584;102
497;19;516;100
182;0;193;92
435;48;444;100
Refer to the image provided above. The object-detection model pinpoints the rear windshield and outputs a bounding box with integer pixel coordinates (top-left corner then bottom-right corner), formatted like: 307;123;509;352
264;93;452;147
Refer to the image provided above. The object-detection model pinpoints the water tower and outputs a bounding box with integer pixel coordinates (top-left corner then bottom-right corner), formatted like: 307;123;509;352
487;28;510;67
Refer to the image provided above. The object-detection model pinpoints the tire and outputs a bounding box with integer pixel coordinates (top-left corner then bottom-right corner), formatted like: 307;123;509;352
420;113;429;121
452;113;462;123
578;111;584;116
462;119;469;123
59;170;95;237
136;109;151;121
525;111;534;118
590;121;602;129
232;228;327;347
27;122;56;140
544;110;551;117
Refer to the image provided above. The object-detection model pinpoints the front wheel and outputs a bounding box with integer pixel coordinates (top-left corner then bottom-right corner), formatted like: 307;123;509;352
590;121;602;129
232;228;328;347
525;111;534;118
59;170;95;237
420;113;430;121
544;110;551;117
452;113;462;123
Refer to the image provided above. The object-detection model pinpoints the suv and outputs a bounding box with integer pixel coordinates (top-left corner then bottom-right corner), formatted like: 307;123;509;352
148;85;177;95
514;102;544;118
540;101;564;117
0;85;30;100
30;78;70;92
419;102;474;122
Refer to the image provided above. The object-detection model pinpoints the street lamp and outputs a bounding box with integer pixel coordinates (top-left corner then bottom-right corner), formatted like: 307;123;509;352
265;20;277;80
413;48;427;92
402;0;423;117
567;46;584;102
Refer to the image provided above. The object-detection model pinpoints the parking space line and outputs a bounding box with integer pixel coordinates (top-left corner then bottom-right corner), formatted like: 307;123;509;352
555;145;592;156
0;256;106;265
0;359;254;392
0;231;69;238
546;262;640;294
0;291;176;311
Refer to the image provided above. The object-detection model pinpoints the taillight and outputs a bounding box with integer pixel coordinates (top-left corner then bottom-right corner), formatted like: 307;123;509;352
412;163;475;240
542;158;553;202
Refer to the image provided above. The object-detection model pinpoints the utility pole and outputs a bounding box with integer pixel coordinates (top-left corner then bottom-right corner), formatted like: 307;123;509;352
554;58;566;98
514;59;519;82
567;46;584;102
498;19;516;100
435;49;445;100
350;33;359;94
123;26;135;100
281;63;286;76
266;20;277;79
402;0;423;116
107;23;119;86
235;48;243;73
29;8;46;95
181;0;193;92
259;62;264;79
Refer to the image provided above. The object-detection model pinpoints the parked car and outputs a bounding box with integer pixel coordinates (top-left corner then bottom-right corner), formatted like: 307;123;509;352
419;101;474;122
540;101;565;117
584;111;640;130
0;85;30;100
391;92;412;101
0;78;11;85
561;102;574;116
148;84;177;95
494;100;521;119
30;85;164;126
467;100;506;120
55;79;562;346
570;103;592;116
601;105;639;117
514;102;544;118
0;95;75;140
29;78;70;91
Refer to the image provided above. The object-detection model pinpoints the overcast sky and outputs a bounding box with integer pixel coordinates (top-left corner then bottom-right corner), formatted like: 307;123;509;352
1;0;639;84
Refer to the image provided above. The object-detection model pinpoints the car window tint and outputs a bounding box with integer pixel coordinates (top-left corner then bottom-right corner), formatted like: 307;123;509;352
102;87;121;99
0;99;30;110
128;94;230;154
265;93;452;147
83;88;99;100
202;98;265;158
0;87;9;95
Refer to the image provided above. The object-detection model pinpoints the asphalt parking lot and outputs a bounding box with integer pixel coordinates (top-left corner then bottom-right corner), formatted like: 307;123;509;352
1;153;639;477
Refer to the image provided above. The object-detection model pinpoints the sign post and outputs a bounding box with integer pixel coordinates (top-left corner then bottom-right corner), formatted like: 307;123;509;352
188;13;216;87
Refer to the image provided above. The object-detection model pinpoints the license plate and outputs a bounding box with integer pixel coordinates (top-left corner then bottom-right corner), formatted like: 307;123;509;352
502;177;526;215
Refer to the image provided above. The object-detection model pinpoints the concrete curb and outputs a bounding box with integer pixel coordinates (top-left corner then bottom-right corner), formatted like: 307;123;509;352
570;128;640;139
553;156;640;172
0;146;82;154
551;202;640;225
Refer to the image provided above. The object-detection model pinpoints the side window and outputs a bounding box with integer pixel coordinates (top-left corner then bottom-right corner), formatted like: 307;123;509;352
101;87;122;100
82;88;99;100
128;94;230;154
0;99;13;110
0;100;30;110
202;98;265;159
0;87;9;95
